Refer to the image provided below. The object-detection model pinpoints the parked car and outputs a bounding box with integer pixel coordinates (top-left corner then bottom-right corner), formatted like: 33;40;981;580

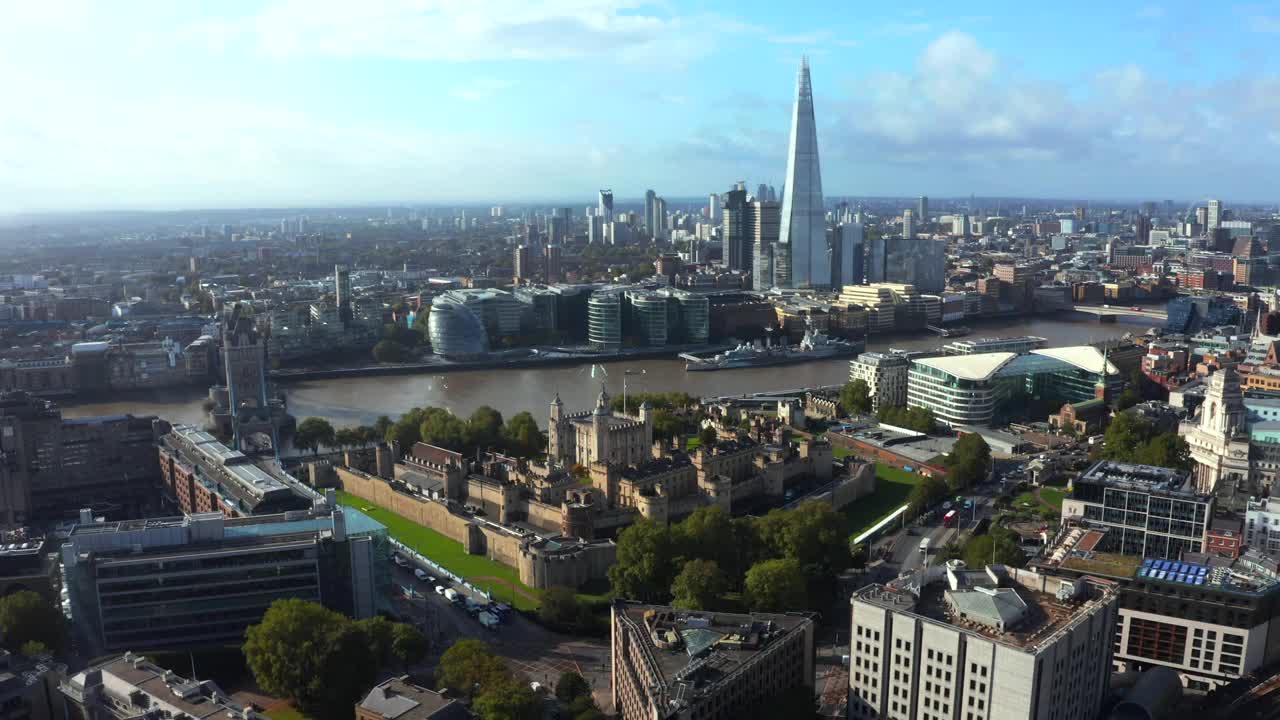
434;585;445;596
414;568;429;581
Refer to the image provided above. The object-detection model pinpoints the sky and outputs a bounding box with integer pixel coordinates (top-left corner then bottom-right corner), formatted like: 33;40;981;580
1;1;1279;214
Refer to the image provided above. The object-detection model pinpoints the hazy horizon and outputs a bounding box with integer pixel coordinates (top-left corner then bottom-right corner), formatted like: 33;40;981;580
3;1;1279;214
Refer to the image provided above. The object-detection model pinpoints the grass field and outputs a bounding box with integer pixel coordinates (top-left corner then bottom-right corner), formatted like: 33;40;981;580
843;464;924;543
1039;487;1067;509
336;490;543;611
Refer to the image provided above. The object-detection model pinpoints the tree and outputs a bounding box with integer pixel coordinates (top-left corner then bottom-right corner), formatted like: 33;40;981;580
357;616;394;666
372;339;412;363
608;519;678;602
697;425;718;448
651;409;695;442
503;411;546;456
1114;386;1142;411
304;622;378;720
243;599;348;710
538;586;585;631
294;417;336;455
1101;411;1154;461
0;591;65;653
19;640;50;658
334;427;362;450
467;406;505;451
671;559;728;611
1133;432;1192;471
472;677;541;720
907;475;950;517
677;506;739;577
437;639;509;700
745;558;806;611
946;433;991;491
390;623;428;669
840;379;873;416
555;672;591;704
419;408;468;452
962;529;1026;569
373;415;394;440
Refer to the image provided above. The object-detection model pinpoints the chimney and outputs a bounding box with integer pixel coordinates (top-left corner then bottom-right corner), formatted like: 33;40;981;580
78;508;93;525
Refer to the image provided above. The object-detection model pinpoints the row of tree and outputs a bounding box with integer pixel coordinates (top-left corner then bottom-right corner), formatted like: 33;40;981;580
608;502;850;612
372;318;430;363
876;404;937;434
383;405;546;457
0;590;65;658
1098;411;1191;470
940;525;1027;569
243;599;427;720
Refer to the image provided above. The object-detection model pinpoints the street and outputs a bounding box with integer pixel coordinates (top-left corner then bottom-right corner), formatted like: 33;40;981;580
388;561;614;711
883;480;1002;572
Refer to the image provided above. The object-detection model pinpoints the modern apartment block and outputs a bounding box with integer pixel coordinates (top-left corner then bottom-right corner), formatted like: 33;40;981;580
610;601;814;720
0;391;165;529
60;652;268;720
1060;461;1210;559
941;336;1048;356
61;498;388;655
158;424;313;517
849;352;910;411
1037;526;1280;690
849;564;1118;720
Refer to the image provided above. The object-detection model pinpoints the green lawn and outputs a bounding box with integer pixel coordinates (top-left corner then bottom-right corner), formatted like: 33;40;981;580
1039;487;1067;510
336;490;543;611
832;445;852;459
843;464;924;543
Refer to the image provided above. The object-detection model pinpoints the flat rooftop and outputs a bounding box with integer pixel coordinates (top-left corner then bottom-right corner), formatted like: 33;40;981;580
615;602;812;699
1078;460;1197;497
854;568;1097;652
911;352;1017;382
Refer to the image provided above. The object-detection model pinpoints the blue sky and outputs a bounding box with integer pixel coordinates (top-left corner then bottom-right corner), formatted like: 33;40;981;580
1;1;1278;213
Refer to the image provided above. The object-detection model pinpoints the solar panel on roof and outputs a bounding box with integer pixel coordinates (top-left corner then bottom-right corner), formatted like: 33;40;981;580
1197;567;1208;576
1138;569;1148;577
1195;577;1205;585
1142;558;1154;567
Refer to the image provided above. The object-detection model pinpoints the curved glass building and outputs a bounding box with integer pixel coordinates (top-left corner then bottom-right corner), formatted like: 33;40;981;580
428;301;490;359
626;290;669;347
587;290;623;350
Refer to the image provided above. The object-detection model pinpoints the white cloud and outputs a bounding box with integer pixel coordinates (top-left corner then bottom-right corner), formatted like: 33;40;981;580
450;78;513;101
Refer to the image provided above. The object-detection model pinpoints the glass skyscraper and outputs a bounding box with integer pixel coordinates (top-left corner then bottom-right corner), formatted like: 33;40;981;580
778;58;827;289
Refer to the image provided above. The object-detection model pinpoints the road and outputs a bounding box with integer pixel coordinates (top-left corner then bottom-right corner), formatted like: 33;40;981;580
389;561;614;711
882;481;1003;572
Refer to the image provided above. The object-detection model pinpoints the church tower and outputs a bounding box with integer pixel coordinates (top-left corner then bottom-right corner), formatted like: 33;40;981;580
1199;366;1246;442
593;385;610;464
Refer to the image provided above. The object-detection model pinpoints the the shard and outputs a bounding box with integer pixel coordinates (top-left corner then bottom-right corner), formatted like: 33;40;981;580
777;57;827;289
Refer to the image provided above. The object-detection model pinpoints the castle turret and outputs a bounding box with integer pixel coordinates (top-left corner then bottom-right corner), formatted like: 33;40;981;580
548;393;564;461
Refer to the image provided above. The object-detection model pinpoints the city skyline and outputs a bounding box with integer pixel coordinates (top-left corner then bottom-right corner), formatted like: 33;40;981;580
3;1;1280;214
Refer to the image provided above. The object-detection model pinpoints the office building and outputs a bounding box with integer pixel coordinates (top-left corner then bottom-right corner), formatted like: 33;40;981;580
513;245;532;285
587;288;624;350
1206;199;1222;231
834;221;865;288
906;346;1120;427
721;184;750;271
645;189;657;239
158;424;313;517
545;243;562;284
952;215;970;237
777;58;827;288
918;195;928;223
356;676;474;720
334;265;352;325
611;601;814;720
546;210;570;246
598;190;614;225
878;238;946;293
849;352;909;411
654;196;667;241
708;193;720;222
61;500;387;655
62;653;267;720
839;284;940;334
1061;461;1209;558
427;300;490;359
866;237;887;284
902;209;915;239
0;392;163;529
752;201;782;291
849;565;1117;720
437;289;523;340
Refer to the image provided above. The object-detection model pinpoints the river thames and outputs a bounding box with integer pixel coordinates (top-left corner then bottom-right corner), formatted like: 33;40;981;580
60;315;1154;427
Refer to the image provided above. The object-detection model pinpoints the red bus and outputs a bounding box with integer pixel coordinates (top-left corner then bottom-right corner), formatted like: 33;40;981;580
943;510;958;528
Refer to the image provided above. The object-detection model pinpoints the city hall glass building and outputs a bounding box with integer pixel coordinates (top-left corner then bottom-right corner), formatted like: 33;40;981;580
906;346;1121;427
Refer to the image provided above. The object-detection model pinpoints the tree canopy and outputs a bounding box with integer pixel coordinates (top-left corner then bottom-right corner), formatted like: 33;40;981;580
502;411;546;456
294;417;336;454
671;559;728;611
961;528;1027;569
744;558;807;612
907;474;950;517
945;433;991;491
1100;411;1191;471
876;405;935;434
438;640;540;720
243;599;422;720
0;591;65;654
839;379;873;416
